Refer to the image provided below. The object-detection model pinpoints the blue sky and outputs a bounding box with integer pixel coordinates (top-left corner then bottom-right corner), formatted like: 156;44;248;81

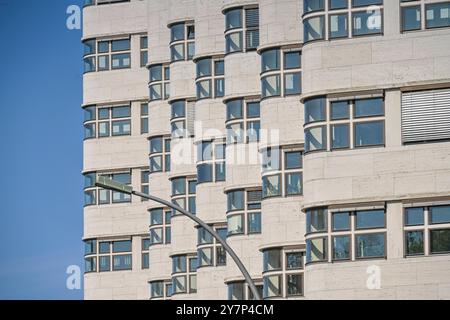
0;0;84;299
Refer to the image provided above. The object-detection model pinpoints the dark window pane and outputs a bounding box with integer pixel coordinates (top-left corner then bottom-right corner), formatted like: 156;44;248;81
197;163;213;183
285;151;302;169
248;212;261;234
330;0;348;10
215;60;224;75
261;49;280;73
171;100;185;119
333;235;351;260
225;8;242;30
286;172;302;195
430;229;450;254
430;206;450;224
247;102;260;118
225;32;242;53
284;73;301;95
196;58;212;78
215;162;226;181
356;233;385;258
330;13;348;38
304;0;324;13
111;39;130;52
112;254;132;270
286;274;303;296
226;99;243;120
263;249;281;272
305;126;326;152
99;256;110;272
306;208;327;233
227;191;244;211
304;16;325;42
112;240;132;253
171;23;185;42
405;231;424;255
305;97;326;123
150;65;162;82
112;106;131;118
426;3;450;29
286;252;303;269
352;11;382;36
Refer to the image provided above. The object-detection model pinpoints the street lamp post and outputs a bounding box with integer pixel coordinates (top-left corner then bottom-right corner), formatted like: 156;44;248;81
95;176;262;300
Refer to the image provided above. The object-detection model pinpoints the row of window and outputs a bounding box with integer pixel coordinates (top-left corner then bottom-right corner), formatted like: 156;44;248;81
401;1;450;32
304;96;385;152
303;0;383;42
83;105;132;139
170;100;195;138
83;38;133;73
84;172;131;206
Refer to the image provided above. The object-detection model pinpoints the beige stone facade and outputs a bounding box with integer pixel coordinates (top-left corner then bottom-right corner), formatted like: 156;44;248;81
82;0;450;300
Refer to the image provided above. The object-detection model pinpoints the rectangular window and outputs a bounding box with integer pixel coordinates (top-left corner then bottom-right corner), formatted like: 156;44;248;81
262;174;281;198
354;98;384;118
405;207;424;226
227;190;244;211
261;75;281;98
286;274;303;296
263;249;282;272
198;248;213;267
285;172;302;195
352;10;382;36
330;101;350;120
227;215;244;235
284;73;301;95
329;13;348;38
248;212;262;234
263;275;282;298
225;32;242;53
286;252;303;269
112;254;132;270
306;208;327;233
332;211;350;231
305;126;327;152
112;240;131;253
331;124;350;149
304;16;325;42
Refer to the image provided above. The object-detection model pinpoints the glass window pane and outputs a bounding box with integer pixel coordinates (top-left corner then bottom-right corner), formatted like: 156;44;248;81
305;126;326;152
198;248;213;266
286;252;303;269
261;75;281;98
226;123;244;144
331;124;350;149
306;237;327;262
171;101;186;119
285;151;302;169
173;276;187;294
247;102;260;118
226;32;242;53
197;163;213;183
227;215;244;235
150;65;162;82
261;49;280;73
215;162;226;182
352;10;382;36
286;172;302;195
354;98;384;118
284;73;301;95
172;178;186;196
215;78;225;97
262;148;280;172
284;51;301;69
405;207;424;226
150;156;162;172
226;99;243;120
112;106;130;118
430;206;450;224
228;282;245;300
187;25;195;39
171;24;185;42
151;209;163;225
286;274;303;296
304;0;324;13
332;212;350;231
304;16;325;42
98;41;109;53
98;189;110;204
187;42;195;60
356;233;385;258
111;39;130;52
113;240;131;253
84;123;96;139
84;106;96;122
248;212;261;234
99;242;110;254
426;3;450;29
330;101;349;120
99;256;110;272
227;191;244;211
225;9;242;30
150;137;163;153
333;235;351;260
111;53;131;69
262;174;281;198
354;121;384;147
306;208;327;233
197;80;211;99
98;122;109;137
216;246;227;266
112;254;132;270
84;240;97;255
215;60;225;75
430;229;450;254
112;120;131;136
330;13;348;38
247;121;260;142
171;43;184;62
402;6;421;31
305;97;326;123
98;55;109;71
330;0;348;10
196;58;211;78
263;275;282;298
356;210;385;229
405;231;424;256
150;228;163;245
84;56;96;73
263;249;281;272
84;39;96;55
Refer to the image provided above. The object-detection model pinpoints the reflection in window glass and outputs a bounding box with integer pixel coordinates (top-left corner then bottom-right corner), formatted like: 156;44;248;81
304;16;325;42
356;233;385;258
333;236;350;260
354;121;384;147
405;207;424;226
430;229;450;254
405;231;424;256
426;3;450;29
261;75;281;98
226;32;242;53
402;6;421;32
352;10;382;36
262;175;281;198
284;73;301;95
331;124;350;149
430;206;450;224
306;237;327;263
305;126;326;152
330;13;348;38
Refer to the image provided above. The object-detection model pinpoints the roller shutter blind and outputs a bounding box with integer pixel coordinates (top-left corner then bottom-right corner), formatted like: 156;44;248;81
401;88;450;143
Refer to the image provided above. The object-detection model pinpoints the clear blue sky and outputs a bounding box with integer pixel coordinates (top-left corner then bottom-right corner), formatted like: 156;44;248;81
0;0;84;299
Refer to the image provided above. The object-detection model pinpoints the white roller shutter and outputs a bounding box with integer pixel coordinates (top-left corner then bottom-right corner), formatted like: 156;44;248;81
401;88;450;143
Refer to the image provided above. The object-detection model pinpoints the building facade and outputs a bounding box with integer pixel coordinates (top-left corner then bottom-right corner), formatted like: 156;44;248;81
82;0;450;300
